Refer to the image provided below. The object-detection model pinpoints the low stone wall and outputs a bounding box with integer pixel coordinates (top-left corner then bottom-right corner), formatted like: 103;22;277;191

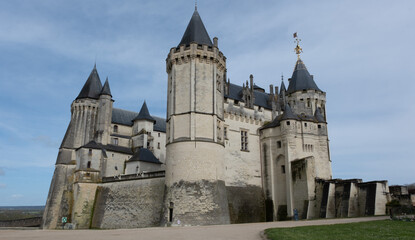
226;185;265;223
91;177;165;229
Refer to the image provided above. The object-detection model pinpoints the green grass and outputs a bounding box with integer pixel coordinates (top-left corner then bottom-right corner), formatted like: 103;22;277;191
265;220;415;240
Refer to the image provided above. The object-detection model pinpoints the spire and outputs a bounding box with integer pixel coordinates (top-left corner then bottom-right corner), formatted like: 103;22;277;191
286;58;322;94
76;65;103;100
178;9;213;47
133;101;156;122
280;77;286;94
100;77;112;97
314;108;325;123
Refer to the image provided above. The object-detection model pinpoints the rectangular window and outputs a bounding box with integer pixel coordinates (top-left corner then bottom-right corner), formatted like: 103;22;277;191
88;149;92;156
277;141;282;148
318;124;321;129
112;138;119;145
158;132;161;137
281;165;286;174
241;130;248;151
224;126;228;139
158;142;160;149
286;121;290;126
304;123;307;127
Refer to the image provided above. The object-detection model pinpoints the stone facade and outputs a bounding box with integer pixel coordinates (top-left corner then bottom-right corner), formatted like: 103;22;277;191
42;8;391;229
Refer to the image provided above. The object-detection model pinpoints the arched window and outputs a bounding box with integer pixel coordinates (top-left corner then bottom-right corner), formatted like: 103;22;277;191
113;125;118;133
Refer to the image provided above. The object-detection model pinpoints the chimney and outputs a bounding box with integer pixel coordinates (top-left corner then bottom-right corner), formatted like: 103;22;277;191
249;74;253;90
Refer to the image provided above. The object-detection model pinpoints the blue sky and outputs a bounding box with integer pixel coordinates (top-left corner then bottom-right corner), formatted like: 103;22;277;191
0;0;414;206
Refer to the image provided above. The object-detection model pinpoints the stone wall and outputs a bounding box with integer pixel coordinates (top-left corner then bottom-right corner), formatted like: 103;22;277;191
91;177;164;229
162;180;230;226
71;183;98;229
226;185;265;223
42;164;76;229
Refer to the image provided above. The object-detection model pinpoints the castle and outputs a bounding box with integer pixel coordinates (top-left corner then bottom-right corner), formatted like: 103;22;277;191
42;8;390;229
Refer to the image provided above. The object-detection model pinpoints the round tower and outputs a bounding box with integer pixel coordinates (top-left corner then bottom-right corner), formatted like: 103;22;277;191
162;8;230;226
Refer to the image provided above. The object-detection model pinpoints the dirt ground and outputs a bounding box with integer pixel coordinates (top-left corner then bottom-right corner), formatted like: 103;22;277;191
0;216;388;240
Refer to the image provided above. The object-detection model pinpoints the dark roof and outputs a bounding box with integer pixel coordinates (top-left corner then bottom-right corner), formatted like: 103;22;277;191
178;9;212;47
133;102;156;122
78;140;133;155
225;83;272;109
261;104;299;130
112;108;166;132
281;104;299;121
314;108;325;123
100;77;112;97
253;84;265;91
127;148;162;164
76;65;103;100
262;104;325;130
287;58;322;94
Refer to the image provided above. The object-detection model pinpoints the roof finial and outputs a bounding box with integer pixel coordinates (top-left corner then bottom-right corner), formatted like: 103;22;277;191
195;0;198;11
293;32;303;59
281;73;284;82
93;62;96;70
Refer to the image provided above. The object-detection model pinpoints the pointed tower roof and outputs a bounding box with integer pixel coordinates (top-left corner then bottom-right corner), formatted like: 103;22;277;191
100;77;112;97
287;58;322;94
178;9;213;47
280;80;286;94
280;104;299;121
314;108;325;123
133;101;156;122
76;64;103;100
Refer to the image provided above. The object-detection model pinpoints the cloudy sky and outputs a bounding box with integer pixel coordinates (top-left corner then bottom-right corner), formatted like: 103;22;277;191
0;0;414;206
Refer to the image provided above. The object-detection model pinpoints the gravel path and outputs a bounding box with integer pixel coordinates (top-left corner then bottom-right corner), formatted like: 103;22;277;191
0;216;389;240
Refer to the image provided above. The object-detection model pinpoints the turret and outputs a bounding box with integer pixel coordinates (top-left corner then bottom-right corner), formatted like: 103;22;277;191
58;64;103;163
96;77;113;145
132;101;156;152
163;8;230;226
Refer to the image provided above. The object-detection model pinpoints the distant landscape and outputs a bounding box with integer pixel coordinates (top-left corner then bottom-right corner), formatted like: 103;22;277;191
0;206;44;221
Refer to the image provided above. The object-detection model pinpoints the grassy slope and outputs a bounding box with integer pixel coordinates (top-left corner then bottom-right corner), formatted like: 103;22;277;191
265;220;415;240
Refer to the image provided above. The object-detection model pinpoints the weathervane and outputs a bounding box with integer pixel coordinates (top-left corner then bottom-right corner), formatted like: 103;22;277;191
293;32;302;59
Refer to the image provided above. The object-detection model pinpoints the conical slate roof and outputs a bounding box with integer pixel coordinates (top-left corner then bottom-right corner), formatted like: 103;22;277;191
280;104;299;121
314;108;325;123
76;65;103;100
178;9;213;47
260;104;299;129
133;101;156;122
287;58;322;94
100;77;112;97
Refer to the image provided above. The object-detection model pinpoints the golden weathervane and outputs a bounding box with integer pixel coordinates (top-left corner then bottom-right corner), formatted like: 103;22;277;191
293;32;302;59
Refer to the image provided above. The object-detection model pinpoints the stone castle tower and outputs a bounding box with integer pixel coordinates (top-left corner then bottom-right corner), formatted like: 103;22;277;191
42;65;114;228
260;53;332;220
162;8;230;225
